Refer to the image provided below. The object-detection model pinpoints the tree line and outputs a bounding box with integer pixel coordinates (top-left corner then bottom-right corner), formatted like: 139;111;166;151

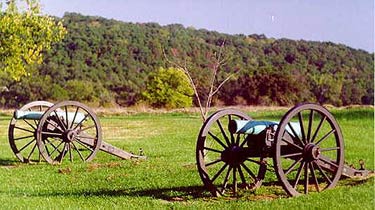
0;12;373;108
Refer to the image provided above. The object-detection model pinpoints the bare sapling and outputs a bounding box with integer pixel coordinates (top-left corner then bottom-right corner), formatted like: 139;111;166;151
165;41;236;121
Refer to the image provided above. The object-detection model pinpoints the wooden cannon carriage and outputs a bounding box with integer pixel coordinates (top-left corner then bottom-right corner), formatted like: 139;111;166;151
8;100;145;164
196;103;371;197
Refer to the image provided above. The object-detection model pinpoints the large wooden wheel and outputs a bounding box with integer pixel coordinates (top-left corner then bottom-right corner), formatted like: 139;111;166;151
8;101;54;163
36;101;102;164
196;109;267;196
273;103;344;196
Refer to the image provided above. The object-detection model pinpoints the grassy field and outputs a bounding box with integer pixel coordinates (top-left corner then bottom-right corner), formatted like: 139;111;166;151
0;106;373;209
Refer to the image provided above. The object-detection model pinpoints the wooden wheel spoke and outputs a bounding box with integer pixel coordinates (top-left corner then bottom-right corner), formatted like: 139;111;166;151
315;129;336;146
56;143;68;163
239;134;248;148
233;167;237;194
241;163;257;181
208;132;227;149
18;138;36;152
237;166;247;186
204;147;222;153
319;155;339;168
71;142;85;161
298;112;306;144
307;110;314;143
211;163;228;183
311;116;326;143
304;162;309;194
217;119;231;146
53;110;67;130
320;147;340;152
245;158;262;165
44;141;51;156
228;115;235;145
280;152;303;158
15;126;34;133
235;133;241;146
27;143;38;160
284;157;303;175
230;133;235;145
14;135;34;141
68;143;73;162
314;161;332;184
222;166;233;190
309;162;320;192
77;133;97;140
282;137;303;150
78;125;96;133
41;131;63;137
206;158;222;167
47;140;64;156
287;123;305;147
70;107;80;129
23;119;36;130
293;161;305;189
75;139;94;152
64;106;69;131
73;114;89;131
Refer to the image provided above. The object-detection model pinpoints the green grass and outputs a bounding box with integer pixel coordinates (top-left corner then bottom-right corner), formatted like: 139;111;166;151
0;107;373;209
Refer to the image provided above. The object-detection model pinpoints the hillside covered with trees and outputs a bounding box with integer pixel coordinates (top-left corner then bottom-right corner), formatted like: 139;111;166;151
0;13;373;108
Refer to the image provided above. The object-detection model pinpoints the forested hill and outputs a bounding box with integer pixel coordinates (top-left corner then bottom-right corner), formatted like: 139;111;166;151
0;13;373;107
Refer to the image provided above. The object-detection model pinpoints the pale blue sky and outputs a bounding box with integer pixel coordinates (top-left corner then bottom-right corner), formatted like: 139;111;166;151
40;0;374;52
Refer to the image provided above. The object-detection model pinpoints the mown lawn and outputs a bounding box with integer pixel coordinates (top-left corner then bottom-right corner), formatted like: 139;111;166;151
0;106;373;209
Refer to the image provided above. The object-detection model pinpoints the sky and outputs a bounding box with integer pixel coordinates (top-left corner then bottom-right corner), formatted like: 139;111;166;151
40;0;374;53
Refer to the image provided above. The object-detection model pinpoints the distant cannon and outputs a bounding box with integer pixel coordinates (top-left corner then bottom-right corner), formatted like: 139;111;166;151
196;103;372;197
9;101;145;164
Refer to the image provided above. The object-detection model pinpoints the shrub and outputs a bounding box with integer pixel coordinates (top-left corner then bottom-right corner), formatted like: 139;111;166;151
142;67;193;108
65;80;95;102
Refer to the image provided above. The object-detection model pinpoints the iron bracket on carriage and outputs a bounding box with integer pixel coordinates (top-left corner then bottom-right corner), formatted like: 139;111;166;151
196;103;373;197
8;100;146;164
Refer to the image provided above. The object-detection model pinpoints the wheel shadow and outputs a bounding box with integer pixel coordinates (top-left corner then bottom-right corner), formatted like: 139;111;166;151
0;158;21;166
35;185;210;200
102;185;210;200
29;177;374;201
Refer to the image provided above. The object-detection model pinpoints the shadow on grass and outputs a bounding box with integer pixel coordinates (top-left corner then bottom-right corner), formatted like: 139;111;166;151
0;158;21;166
32;185;211;200
340;176;375;186
33;184;286;201
28;177;373;201
97;185;210;200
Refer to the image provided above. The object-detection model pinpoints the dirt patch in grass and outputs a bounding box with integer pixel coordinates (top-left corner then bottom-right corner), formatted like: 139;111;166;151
86;162;122;171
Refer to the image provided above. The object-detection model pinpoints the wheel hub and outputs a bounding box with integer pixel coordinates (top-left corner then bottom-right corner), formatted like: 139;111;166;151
221;145;247;166
303;143;321;161
62;129;78;143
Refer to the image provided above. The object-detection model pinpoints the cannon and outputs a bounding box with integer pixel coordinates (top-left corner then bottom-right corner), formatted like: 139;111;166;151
8;100;145;164
196;103;372;197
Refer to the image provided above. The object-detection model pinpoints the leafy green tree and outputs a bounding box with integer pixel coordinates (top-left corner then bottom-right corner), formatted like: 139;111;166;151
142;67;193;108
0;0;66;80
